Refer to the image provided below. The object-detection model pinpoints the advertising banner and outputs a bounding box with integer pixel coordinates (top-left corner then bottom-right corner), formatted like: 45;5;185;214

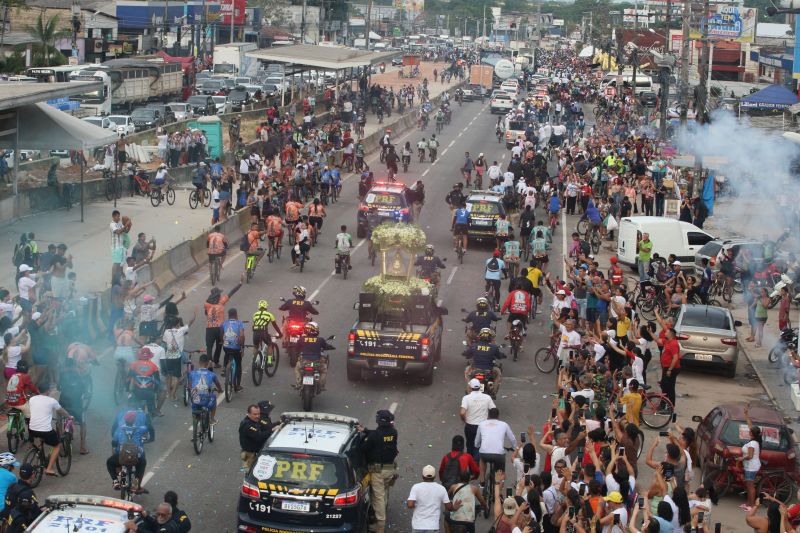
393;0;424;12
218;0;246;25
691;5;756;43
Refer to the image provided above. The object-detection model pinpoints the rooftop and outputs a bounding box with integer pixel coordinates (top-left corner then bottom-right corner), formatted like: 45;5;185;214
246;44;396;70
756;23;793;39
268;420;355;455
0;81;102;112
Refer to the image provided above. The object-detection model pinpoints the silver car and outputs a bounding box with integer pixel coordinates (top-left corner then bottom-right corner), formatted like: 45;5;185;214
168;102;193;121
674;304;743;378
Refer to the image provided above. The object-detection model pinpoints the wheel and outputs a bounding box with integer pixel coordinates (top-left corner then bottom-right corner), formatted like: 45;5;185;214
113;367;126;405
252;352;264;386
119;475;131;501
511;345;518;362
577;218;588;235
189;190;198;209
768;295;781;309
105;179;113;201
458;248;464;264
702;466;732;498
192;414;204;454
723;283;734;304
183;377;189;406
203;189;211;207
56;435;72;475
758;472;796;504
224;366;233;403
6;419;20;454
301;386;313;412
591;233;601;254
24;448;43;488
288;347;299;368
419;365;434;386
640;393;673;429
782;366;795;385
265;344;279;377
246;261;254;283
535;348;557;373
207;413;215;443
150;189;161;207
166;187;176;205
769;342;785;363
347;362;361;382
357;226;366;239
343;258;348;279
82;375;93;411
267;243;274;263
709;298;722;307
634;428;645;458
210;259;220;286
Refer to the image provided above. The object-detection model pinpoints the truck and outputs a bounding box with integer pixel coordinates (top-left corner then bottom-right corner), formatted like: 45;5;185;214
469;64;494;91
213;42;258;77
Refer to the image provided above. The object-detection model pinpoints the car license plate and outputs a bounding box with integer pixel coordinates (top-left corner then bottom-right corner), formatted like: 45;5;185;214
377;360;397;368
694;353;713;361
302;376;315;385
475;220;491;226
290;336;299;343
281;500;310;512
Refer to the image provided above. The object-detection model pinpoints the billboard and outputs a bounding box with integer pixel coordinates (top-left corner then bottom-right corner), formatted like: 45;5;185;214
393;0;424;12
691;5;756;43
218;0;246;25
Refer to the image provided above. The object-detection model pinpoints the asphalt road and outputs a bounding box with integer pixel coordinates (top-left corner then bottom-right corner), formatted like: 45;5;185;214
33;98;565;531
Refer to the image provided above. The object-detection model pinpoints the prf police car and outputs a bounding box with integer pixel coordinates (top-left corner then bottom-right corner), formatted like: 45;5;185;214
465;191;506;241
27;494;143;532
238;412;370;532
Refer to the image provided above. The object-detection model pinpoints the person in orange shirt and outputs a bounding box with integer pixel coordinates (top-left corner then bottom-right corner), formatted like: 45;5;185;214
206;225;228;279
265;210;284;255
204;281;242;367
244;222;266;274
284;199;304;233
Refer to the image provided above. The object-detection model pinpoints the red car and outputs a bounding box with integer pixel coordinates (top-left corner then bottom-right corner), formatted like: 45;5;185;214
693;403;798;503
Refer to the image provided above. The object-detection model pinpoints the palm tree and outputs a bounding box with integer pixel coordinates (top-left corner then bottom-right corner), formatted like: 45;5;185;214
27;12;70;67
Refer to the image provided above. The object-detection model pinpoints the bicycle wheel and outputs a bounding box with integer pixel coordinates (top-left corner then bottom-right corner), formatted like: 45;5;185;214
708;298;723;307
511;344;519;361
758;472;796;504
640;393;673;429
265;343;280;377
576;218;588;236
211;258;220;286
203;189;211;207
246;258;254;284
224;364;233;403
769;342;786;364
166;187;176;205
590;232;601;254
56;434;72;476
207;411;215;443
252;351;264;386
24;447;43;488
634;428;645;458
119;471;131;501
535;347;557;373
702;466;732;498
483;465;494;518
722;283;733;303
150;189;161;207
114;366;126;405
189;190;199;209
183;374;190;406
192;413;204;454
267;241;274;263
105;179;113;201
6;416;20;454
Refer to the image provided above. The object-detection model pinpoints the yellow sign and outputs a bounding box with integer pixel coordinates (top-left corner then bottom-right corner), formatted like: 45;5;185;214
274;460;326;482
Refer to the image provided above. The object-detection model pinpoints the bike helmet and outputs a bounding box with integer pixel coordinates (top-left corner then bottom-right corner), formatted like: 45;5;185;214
0;453;18;468
137;347;154;360
512;319;523;327
305;322;319;335
376;409;395;426
15;360;28;373
476;297;489;310
477;328;495;341
258;299;269;310
293;286;307;299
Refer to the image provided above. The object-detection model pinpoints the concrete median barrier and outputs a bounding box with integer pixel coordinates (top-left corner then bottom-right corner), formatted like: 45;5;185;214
190;230;210;266
168;240;199;279
149;253;176;292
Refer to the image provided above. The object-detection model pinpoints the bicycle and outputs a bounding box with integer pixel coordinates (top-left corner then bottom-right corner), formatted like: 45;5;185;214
251;338;280;386
223;351;241;403
104;170;121;202
587;225;602;254
608;384;675;429
703;456;796;504
114;359;128;405
455;235;465;265
267;235;282;263
24;416;73;488
191;403;215;455
210;254;222;286
709;272;734;303
481;449;513;519
189;187;211;209
150;181;176;207
245;251;262;283
534;334;559;373
337;253;351;279
182;350;205;406
6;408;27;453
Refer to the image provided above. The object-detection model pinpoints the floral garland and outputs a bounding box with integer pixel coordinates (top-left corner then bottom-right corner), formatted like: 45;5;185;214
363;275;432;309
370;222;427;252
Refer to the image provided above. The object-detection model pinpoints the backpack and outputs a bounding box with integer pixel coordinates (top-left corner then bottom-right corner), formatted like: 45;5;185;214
12;243;28;267
579;240;591;258
441;453;466;487
239;236;250;252
486;257;500;273
58;370;84;405
118;428;141;466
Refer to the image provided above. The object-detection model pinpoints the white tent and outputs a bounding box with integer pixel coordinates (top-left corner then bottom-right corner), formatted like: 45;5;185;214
369;31;382;40
578;46;596;58
0;102;117;151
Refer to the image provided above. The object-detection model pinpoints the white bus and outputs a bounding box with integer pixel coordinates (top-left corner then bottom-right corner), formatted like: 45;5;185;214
26;64;89;83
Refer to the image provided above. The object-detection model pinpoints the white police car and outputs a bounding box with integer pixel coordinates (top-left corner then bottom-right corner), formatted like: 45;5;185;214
27;494;143;532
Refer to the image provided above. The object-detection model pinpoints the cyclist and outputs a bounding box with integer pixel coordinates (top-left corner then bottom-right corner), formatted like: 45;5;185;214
28;382;72;478
519;205;535;252
279;286;319;338
462;297;500;345
532;219;552;246
252;300;282;364
435;108;445;132
401;142;413;170
355;141;366;171
526;261;545;308
106;410;152;493
484;250;506;308
128;347;161;416
308;198;326;241
187;354;223;424
495;213;511;251
547;192;561;230
414;244;446;287
446;183;466;218
207;225;228;279
221;308;246;393
452;202;470;255
205;282;243;368
191;163;208;206
243;222;266;275
335;225;354;274
294;322;336;390
284;198;304;236
385;146;400;180
530;229;550;273
503;230;521;281
462;328;506;396
6;360;38;425
265;210;284;255
417;138;428;163
154;163;168;189
428;135;439;162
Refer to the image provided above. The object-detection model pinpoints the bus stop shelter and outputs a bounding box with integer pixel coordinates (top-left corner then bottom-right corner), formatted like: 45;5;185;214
0;81;118;221
246;44;397;103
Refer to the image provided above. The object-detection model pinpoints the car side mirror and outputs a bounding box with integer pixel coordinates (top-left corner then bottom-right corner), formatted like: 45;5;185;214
734;320;743;328
691;415;702;423
353;301;359;310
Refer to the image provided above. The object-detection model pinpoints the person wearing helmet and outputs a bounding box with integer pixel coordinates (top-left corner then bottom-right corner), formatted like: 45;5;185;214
462;328;506;396
484;250;507;310
128;347;161;415
500;286;531;338
279;286;319;319
222;308;246;393
463;297;501;345
414;244;446;288
205;282;244;367
0;452;20;515
252;299;281;362
107;406;153;493
294;322;335;389
5;360;38;423
428;134;439;162
358;410;398;533
452;202;470;255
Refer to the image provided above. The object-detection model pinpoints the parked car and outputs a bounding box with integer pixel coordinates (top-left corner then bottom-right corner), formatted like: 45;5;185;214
639;91;658;107
145;103;176;124
693;238;764;278
168;102;194;121
617;216;714;269
262;83;279;98
186;95;216;116
211;95;231;115
391;57;403;67
130;107;164;132
106;114;136;137
674;304;743;377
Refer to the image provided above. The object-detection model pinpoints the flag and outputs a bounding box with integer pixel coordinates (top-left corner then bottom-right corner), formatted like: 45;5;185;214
702;171;715;216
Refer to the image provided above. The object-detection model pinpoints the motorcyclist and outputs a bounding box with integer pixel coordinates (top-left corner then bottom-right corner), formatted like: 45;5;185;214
278;286;319;340
414;244;446;287
294;322;335;390
462;328;506;395
428;135;439;162
462;297;500;345
435;108;445;131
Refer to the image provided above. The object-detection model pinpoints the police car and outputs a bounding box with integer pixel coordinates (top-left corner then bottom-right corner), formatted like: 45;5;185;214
27;494;143;532
465;191;506;241
356;182;412;238
238;412;370;532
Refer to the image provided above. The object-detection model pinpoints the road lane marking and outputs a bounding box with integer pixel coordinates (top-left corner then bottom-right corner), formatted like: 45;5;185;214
389;401;398;414
422;168;430;177
141;438;181;487
447;266;458;285
448;140;455;148
441;149;449;156
309;239;366;301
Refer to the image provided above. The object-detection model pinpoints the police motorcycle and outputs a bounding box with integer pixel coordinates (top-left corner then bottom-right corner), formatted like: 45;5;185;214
461;327;506;399
297;330;336;411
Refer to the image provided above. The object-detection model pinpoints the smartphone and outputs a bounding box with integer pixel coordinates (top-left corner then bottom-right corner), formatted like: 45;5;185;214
525;474;531;485
569;507;576;519
672;413;677;423
506;488;513;498
558;389;564;399
551;408;557;419
659;431;669;437
618;446;625;454
579;484;587;496
638;497;644;509
572;470;579;482
520;432;526;444
613;514;620;525
698;512;705;523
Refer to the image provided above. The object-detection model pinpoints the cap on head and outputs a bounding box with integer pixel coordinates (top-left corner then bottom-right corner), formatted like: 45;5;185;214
503;496;518;516
18;463;33;479
422;465;436;479
469;378;481;390
18;264;32;273
604;491;624;504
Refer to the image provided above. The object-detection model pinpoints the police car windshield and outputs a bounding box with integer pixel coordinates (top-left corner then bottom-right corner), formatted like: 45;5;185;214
508;121;525;131
468;201;500;215
365;192;402;207
257;452;345;488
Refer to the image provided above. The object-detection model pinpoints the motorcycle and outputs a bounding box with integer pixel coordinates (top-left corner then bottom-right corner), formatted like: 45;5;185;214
508;319;524;362
279;297;321;367
299;336;335;412
768;273;795;308
418;148;426;163
467;367;500;400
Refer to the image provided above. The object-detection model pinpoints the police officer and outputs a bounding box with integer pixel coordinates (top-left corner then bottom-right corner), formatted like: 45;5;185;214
238;404;272;471
279;286;319;321
462;297;500;344
359;410;398;533
293;322;335;389
462;328;506;395
414;245;446;287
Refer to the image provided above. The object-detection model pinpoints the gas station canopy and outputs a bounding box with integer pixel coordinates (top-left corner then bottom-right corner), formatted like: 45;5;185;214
246;44;396;71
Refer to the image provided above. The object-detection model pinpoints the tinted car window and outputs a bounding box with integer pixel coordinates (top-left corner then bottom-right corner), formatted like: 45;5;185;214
698;242;722;257
188;96;209;106
688;232;713;246
680;307;731;330
508;121;525;131
131;109;156;119
468;201;501;215
257;452;347;488
719;421;790;451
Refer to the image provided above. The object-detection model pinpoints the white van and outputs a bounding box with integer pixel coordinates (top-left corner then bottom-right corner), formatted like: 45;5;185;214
617;216;715;268
601;74;653;95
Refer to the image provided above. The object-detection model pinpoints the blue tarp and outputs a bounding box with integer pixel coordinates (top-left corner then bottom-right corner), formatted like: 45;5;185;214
740;84;799;109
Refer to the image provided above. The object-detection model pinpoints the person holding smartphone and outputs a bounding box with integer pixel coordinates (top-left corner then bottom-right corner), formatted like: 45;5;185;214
599;491;628;533
738;404;762;511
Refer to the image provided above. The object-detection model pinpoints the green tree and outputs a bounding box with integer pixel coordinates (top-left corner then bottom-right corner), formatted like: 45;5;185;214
26;12;70;67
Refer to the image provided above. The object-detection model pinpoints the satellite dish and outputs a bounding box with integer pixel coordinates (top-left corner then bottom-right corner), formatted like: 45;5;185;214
494;59;515;79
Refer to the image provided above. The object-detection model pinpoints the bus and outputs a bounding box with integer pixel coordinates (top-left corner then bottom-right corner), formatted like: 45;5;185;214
26;65;88;83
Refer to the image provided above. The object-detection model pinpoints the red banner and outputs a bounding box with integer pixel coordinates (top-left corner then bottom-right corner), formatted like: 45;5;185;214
218;0;246;25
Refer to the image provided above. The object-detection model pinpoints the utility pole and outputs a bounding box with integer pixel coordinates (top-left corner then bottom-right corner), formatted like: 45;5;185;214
230;0;235;42
483;4;486;40
632;0;638;90
164;0;169;50
71;1;81;58
679;0;690;124
365;0;372;50
691;0;711;198
659;0;672;139
300;0;306;43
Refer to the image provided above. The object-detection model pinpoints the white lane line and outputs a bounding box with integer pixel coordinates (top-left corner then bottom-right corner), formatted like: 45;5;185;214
309;239;366;301
448;140;455;148
561;210;568;279
457;131;463;138
447;266;458;285
141;438;182;487
389;401;398;414
422;168;430;177
441;149;449;156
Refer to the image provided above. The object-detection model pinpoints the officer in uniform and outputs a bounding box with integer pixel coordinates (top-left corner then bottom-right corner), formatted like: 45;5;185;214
359;410;398;533
462;328;506;395
462;297;500;344
414;245;446;287
238;404;273;471
293;322;335;389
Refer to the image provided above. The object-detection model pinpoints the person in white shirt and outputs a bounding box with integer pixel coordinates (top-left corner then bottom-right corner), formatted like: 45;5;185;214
554;317;582;366
510;144;523;159
600;491;628;533
571;375;596;405
487;162;502;184
29;382;72;477
460;379;496;457
16;265;37;317
475;407;517;484
738;406;762;510
407;465;461;532
552;123;567;139
161;312;197;402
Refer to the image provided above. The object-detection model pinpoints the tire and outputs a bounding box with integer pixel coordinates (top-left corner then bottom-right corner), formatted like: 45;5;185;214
640;393;673;429
634;428;645;458
265;344;279;378
82;375;93;411
6;419;20;454
347;362;361;382
203;190;211;207
708;298;722;307
769;342;785;363
535;348;557;373
702;466;732;499
113;367;126;405
783;366;796;385
419;365;434;386
183;378;189;406
511;344;518;362
591;233;601;254
208;414;215;443
343;258;348;279
105;179;113;201
189;190;199;209
192;414;204;455
758;472;796;504
150;189;161;207
252;352;264;386
576;218;588;235
301;386;313;412
24;448;43;488
166;187;176;205
768;295;781;310
224;366;233;403
288;347;299;368
56;435;72;475
119;475;131;502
